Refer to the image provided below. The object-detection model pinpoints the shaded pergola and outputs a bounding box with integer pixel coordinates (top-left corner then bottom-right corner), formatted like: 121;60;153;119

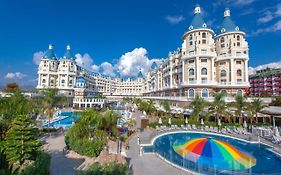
261;106;281;127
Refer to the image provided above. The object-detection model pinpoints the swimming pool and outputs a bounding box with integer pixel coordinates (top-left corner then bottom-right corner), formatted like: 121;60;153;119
43;112;80;129
143;132;281;175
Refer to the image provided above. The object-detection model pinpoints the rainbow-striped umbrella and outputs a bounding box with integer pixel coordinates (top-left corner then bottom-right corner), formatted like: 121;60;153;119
173;137;256;170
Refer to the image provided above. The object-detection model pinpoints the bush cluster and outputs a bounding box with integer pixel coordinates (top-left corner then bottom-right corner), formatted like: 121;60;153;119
76;162;129;175
19;152;51;175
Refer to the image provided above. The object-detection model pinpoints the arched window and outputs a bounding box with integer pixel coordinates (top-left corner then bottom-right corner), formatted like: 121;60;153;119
61;80;65;84
189;69;195;76
237;69;242;76
188;89;195;98
201;88;209;98
201;68;207;75
42;79;46;83
189;34;193;40
202;32;206;38
220;70;227;77
221;37;225;43
237;35;240;41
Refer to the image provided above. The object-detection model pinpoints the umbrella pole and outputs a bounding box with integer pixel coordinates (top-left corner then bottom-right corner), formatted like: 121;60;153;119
273;116;276;128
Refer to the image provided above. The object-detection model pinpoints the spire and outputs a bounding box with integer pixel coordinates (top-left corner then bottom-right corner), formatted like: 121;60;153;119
219;7;240;34
48;44;53;50
137;69;143;78
63;44;74;60
188;4;208;31
224;8;231;17
43;44;57;60
151;62;158;70
194;4;201;14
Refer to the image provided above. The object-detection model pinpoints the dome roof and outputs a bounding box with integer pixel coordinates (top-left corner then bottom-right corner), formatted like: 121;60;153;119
219;8;240;34
43;44;57;60
188;4;208;31
137;70;143;78
63;45;75;60
76;77;86;83
151;62;158;70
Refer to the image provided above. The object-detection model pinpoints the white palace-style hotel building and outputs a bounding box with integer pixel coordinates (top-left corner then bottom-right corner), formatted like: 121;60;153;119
37;5;250;108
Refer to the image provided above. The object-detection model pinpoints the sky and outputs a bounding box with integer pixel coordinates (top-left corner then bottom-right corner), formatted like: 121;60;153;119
0;0;281;86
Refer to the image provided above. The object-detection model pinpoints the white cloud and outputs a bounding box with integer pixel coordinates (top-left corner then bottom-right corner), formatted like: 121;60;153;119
234;0;255;6
33;51;44;65
91;65;100;72
252;20;281;36
5;72;27;79
249;60;281;75
116;48;162;77
75;53;94;70
100;62;115;77
257;11;273;23
165;15;185;25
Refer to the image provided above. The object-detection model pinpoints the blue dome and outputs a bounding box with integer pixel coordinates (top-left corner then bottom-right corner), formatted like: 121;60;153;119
115;71;121;78
43;44;57;60
137;70;143;78
188;5;208;31
76;77;86;83
219;8;239;34
151;62;158;70
63;45;74;60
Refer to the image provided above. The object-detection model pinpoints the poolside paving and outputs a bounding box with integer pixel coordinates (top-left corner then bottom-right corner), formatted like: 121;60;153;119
126;110;188;174
126;133;190;175
44;133;84;175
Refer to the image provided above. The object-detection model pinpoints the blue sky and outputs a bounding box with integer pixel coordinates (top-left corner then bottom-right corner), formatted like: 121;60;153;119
0;0;281;86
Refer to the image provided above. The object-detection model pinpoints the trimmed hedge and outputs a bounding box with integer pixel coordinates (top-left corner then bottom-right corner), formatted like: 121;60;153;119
76;162;129;175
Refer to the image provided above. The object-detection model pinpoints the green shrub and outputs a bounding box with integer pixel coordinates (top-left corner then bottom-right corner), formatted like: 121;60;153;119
76;162;129;175
19;152;51;175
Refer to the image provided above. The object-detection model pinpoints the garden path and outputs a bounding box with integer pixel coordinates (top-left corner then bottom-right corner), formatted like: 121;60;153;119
44;133;84;175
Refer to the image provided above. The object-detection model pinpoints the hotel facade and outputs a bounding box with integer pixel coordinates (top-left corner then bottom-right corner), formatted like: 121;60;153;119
37;5;250;106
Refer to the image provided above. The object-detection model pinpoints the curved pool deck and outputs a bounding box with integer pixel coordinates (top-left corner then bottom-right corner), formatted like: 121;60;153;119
135;129;281;175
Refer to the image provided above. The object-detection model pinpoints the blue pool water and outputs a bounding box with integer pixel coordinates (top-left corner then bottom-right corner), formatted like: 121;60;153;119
44;112;80;129
143;132;281;175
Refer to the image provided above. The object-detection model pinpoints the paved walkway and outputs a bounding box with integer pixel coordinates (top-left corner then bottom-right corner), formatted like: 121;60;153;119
126;133;190;175
45;133;84;175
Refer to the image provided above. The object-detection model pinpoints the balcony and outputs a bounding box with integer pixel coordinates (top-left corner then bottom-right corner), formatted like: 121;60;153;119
266;78;272;82
216;53;248;60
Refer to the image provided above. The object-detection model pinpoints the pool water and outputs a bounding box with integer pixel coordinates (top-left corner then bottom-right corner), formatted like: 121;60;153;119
44;112;80;129
143;132;281;175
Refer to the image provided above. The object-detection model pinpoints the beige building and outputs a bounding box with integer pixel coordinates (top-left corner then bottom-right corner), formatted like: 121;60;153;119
37;45;145;98
37;5;249;107
144;5;249;102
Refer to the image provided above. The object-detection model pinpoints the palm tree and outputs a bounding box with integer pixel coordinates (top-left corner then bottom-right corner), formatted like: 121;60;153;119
211;91;227;122
190;95;205;122
161;100;171;114
101;110;120;138
124;118;136;131
232;94;247;124
42;88;67;128
251;98;264;123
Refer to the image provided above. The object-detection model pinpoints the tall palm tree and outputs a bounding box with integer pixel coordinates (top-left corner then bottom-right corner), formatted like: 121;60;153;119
233;94;247;124
211;91;227;122
42;88;67;128
190;95;205;122
251;98;264;123
101;110;120;138
161;100;171;114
